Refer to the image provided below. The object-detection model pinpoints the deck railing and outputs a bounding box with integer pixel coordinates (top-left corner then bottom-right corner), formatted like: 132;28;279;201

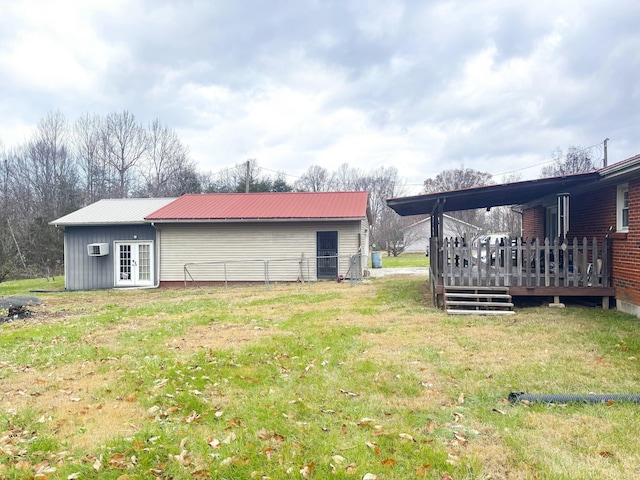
441;237;609;288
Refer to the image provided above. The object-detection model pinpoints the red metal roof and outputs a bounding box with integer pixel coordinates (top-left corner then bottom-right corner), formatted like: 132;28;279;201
145;191;370;221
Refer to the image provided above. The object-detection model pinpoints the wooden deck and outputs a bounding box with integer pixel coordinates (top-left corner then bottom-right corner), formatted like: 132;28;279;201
430;237;614;309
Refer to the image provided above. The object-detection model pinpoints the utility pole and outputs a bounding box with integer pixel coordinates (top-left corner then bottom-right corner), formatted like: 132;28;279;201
603;138;609;167
245;160;250;193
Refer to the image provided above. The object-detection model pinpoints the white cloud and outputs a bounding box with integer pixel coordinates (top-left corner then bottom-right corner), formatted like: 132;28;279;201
0;0;639;190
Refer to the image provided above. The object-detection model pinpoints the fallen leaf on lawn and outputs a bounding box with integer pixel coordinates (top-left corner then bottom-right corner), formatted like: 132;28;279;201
153;378;168;389
70;397;82;402
453;432;468;446
357;421;375;429
109;453;127;468
227;417;242;427
300;461;315;478
15;460;31;470
169;449;190;466
345;463;357;474
67;473;81;479
381;458;396;467
457;392;465;404
340;389;359;396
363;473;379;480
208;438;221;449
415;464;432;477
222;432;236;444
441;472;453;480
124;393;136;402
332;455;345;464
184;411;202;423
425;420;438;433
399;433;416;442
452;412;464;423
599;451;615;458
191;469;210;479
492;408;506;415
366;442;382;456
220;457;234;467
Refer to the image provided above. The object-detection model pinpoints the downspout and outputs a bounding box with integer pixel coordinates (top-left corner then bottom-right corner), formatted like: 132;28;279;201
147;222;161;289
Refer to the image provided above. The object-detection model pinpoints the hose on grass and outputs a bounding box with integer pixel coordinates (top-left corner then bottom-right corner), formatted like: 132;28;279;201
509;392;640;404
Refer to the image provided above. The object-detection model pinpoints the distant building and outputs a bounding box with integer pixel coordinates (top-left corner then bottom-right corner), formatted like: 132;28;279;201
403;214;481;254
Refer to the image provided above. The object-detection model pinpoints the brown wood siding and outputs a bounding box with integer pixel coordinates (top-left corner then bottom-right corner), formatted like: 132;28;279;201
157;221;363;282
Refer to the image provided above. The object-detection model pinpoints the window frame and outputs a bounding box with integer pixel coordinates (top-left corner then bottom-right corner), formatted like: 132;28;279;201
617;183;629;232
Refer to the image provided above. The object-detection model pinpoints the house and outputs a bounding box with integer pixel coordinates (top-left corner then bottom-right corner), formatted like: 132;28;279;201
386;153;640;316
51;191;371;290
402;215;481;254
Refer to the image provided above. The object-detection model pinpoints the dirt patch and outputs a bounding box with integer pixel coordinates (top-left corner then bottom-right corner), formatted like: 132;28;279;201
0;361;146;449
165;322;289;356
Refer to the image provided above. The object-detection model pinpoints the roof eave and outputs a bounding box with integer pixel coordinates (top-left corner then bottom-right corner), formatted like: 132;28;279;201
147;217;365;223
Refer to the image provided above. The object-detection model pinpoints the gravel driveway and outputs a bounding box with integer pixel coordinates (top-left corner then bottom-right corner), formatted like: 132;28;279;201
368;267;429;278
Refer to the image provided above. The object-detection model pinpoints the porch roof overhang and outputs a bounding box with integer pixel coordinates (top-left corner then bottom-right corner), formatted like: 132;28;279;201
387;172;600;216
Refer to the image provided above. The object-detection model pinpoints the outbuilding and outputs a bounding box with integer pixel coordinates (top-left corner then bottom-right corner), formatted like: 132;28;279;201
52;191;371;290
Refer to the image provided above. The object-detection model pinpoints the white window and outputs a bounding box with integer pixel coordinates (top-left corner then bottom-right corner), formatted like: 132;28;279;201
617;184;629;232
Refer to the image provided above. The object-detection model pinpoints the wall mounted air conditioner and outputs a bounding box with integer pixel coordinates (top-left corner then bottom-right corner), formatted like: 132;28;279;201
87;243;109;257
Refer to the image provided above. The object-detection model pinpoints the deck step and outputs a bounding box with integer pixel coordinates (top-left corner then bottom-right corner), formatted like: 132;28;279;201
443;285;511;292
444;285;514;316
445;293;512;299
447;309;516;316
445;300;514;308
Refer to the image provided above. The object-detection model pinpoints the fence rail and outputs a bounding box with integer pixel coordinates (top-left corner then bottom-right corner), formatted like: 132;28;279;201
442;237;609;288
183;254;366;290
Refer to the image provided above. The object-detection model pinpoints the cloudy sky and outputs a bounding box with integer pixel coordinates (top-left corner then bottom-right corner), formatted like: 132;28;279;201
1;0;639;194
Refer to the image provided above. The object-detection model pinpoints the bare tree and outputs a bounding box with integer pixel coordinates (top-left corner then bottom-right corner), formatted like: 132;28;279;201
0;142;19;281
294;165;333;192
9;112;79;275
140;119;192;197
74;113;112;203
20;111;78;219
423;167;494;236
486;173;523;236
541;146;597;178
101;111;147;198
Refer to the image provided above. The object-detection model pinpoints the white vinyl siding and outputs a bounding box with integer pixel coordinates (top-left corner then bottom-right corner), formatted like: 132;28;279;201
158;221;364;282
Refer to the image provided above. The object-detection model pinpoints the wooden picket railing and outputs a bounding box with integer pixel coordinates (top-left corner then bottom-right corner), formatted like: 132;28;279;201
441;237;609;288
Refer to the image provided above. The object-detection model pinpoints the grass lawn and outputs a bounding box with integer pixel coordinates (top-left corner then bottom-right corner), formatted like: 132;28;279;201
372;252;429;268
1;277;639;479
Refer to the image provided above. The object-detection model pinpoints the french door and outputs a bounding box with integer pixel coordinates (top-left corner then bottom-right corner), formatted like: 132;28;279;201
115;242;153;287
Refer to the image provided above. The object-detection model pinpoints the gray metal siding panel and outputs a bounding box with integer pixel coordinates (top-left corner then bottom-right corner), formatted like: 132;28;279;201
64;225;156;290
